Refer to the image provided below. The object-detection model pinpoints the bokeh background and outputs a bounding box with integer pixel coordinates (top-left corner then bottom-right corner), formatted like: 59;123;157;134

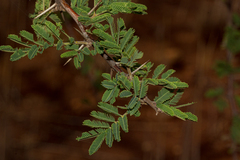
0;0;239;160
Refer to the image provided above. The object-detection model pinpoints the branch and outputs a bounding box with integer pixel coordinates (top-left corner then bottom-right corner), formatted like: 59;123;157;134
53;0;162;115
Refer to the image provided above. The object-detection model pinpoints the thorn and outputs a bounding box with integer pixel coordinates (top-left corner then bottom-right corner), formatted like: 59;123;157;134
34;3;57;19
132;60;149;75
63;58;72;66
61;12;65;21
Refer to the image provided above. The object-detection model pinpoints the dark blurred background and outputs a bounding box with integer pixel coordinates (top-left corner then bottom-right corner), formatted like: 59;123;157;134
0;0;238;160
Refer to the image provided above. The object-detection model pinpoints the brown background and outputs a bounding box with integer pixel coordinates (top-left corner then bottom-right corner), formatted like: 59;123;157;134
0;0;238;160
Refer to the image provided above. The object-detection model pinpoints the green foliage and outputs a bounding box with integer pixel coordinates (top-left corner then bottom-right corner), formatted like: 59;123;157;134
206;12;240;150
0;0;197;156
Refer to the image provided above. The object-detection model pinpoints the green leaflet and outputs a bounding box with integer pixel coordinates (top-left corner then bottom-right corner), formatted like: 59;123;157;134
98;102;121;116
45;21;60;38
108;2;147;15
78;15;91;22
133;75;140;96
154;88;174;104
28;45;39;60
185;112;198;122
56;40;63;50
118;114;128;133
87;13;111;25
119;90;132;98
102;73;111;80
89;131;106;155
124;36;139;53
19;30;34;42
111;122;121;142
49;14;62;23
90;111;115;122
92;29;113;42
109;2;132;14
76;129;100;141
106;48;122;55
0;45;15;53
120;28;135;50
96;5;109;14
31;24;54;44
171;108;188;120
83;120;110;128
161;69;175;79
77;52;84;62
10;49;28;61
152;64;166;79
118;73;132;90
158;79;188;89
60;50;78;58
99;40;120;49
8;34;30;47
117;18;126;45
102;88;115;102
127;96;138;109
130;101;141;116
105;128;114;147
109;87;120;104
106;17;115;39
80;47;91;55
73;56;81;69
139;79;148;98
168;91;184;105
156;103;174;116
101;80;116;89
